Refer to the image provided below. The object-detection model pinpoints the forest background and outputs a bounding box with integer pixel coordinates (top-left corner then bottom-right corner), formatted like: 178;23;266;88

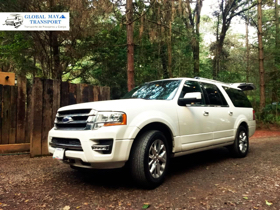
0;0;279;126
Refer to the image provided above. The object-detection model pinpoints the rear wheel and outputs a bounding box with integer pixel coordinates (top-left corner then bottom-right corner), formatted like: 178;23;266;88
129;130;170;188
229;126;249;158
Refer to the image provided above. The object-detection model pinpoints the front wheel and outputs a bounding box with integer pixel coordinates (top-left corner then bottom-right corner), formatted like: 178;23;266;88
129;130;170;188
229;126;249;158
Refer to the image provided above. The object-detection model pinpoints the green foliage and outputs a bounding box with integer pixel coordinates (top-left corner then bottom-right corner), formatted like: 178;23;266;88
0;31;37;75
0;0;279;123
261;103;280;124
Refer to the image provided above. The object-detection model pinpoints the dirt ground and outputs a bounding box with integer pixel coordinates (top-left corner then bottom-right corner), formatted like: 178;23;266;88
0;131;280;210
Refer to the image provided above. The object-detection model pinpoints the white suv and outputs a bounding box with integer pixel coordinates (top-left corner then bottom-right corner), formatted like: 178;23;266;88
48;77;256;188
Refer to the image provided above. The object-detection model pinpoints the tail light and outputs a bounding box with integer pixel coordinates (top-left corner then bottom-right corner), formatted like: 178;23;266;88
253;110;256;120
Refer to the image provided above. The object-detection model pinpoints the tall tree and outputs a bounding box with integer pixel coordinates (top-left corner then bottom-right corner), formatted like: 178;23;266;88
275;0;279;69
258;0;265;111
246;6;250;83
181;0;203;76
212;0;256;79
271;0;279;102
167;0;174;78
126;0;135;91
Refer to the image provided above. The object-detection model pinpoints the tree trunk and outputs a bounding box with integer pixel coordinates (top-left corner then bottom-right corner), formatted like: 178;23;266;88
52;32;61;80
167;30;172;78
272;0;279;102
166;0;173;78
182;0;202;76
126;0;135;92
160;44;169;79
193;0;202;76
258;0;265;111
276;0;279;62
193;44;199;76
167;19;172;78
213;11;220;79
246;17;249;83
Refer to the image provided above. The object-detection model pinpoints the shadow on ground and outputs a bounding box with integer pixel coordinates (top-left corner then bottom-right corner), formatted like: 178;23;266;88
61;147;233;189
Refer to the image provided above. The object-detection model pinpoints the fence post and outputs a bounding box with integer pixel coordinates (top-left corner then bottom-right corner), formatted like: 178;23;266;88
16;76;26;143
2;86;11;144
61;82;69;107
42;79;53;155
93;86;99;101
69;83;77;105
30;78;43;157
0;85;2;144
25;82;32;143
9;86;17;144
52;80;61;123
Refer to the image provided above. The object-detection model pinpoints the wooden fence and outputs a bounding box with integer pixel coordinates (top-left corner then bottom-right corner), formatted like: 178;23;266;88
0;77;110;157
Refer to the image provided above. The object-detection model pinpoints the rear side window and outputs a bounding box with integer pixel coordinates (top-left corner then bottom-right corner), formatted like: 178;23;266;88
201;83;228;106
223;87;252;108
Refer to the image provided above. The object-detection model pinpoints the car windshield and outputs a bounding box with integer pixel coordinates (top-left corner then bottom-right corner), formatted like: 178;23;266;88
7;15;16;20
123;80;181;100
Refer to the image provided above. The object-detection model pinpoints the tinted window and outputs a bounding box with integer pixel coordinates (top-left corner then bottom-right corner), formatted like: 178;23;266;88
179;81;205;105
123;80;181;100
223;87;252;108
202;83;228;106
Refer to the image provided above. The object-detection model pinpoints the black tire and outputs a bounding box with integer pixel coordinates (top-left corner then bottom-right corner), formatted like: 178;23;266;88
229;126;249;158
129;130;170;188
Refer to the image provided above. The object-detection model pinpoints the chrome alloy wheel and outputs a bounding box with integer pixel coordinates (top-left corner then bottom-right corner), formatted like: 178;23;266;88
148;139;167;178
238;131;248;153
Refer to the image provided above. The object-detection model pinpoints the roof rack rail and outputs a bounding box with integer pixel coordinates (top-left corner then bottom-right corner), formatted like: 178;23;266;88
194;77;228;85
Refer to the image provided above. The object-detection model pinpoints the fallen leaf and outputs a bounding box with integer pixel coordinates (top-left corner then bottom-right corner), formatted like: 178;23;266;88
142;203;150;209
243;197;248;200
253;207;259;209
265;200;273;206
76;207;81;209
25;200;29;203
63;206;71;210
84;203;88;205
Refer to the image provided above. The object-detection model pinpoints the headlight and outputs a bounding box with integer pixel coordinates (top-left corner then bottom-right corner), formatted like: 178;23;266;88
94;112;126;129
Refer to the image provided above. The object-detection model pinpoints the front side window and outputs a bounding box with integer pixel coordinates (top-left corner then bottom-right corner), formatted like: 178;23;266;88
202;83;228;106
7;15;16;20
223;87;252;108
179;80;205;105
123;80;181;100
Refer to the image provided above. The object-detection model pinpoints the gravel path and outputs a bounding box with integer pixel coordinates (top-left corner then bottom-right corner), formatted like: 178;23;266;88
0;135;280;210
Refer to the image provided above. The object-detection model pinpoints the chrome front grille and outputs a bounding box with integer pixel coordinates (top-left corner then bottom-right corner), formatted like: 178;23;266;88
55;109;96;130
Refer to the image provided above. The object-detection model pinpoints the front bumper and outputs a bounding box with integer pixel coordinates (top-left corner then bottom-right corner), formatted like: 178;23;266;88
48;126;138;169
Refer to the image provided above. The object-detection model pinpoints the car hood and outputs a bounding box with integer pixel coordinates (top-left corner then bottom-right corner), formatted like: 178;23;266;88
58;98;173;113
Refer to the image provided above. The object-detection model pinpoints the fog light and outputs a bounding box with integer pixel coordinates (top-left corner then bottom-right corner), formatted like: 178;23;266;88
91;139;113;154
92;145;110;151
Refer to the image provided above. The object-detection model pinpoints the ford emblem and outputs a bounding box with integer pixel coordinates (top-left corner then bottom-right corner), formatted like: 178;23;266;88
62;116;73;123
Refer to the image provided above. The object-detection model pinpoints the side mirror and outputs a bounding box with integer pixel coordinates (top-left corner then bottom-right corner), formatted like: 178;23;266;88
178;92;202;106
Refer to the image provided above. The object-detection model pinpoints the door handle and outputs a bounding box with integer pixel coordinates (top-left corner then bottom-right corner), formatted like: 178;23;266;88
203;111;209;116
228;111;233;116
